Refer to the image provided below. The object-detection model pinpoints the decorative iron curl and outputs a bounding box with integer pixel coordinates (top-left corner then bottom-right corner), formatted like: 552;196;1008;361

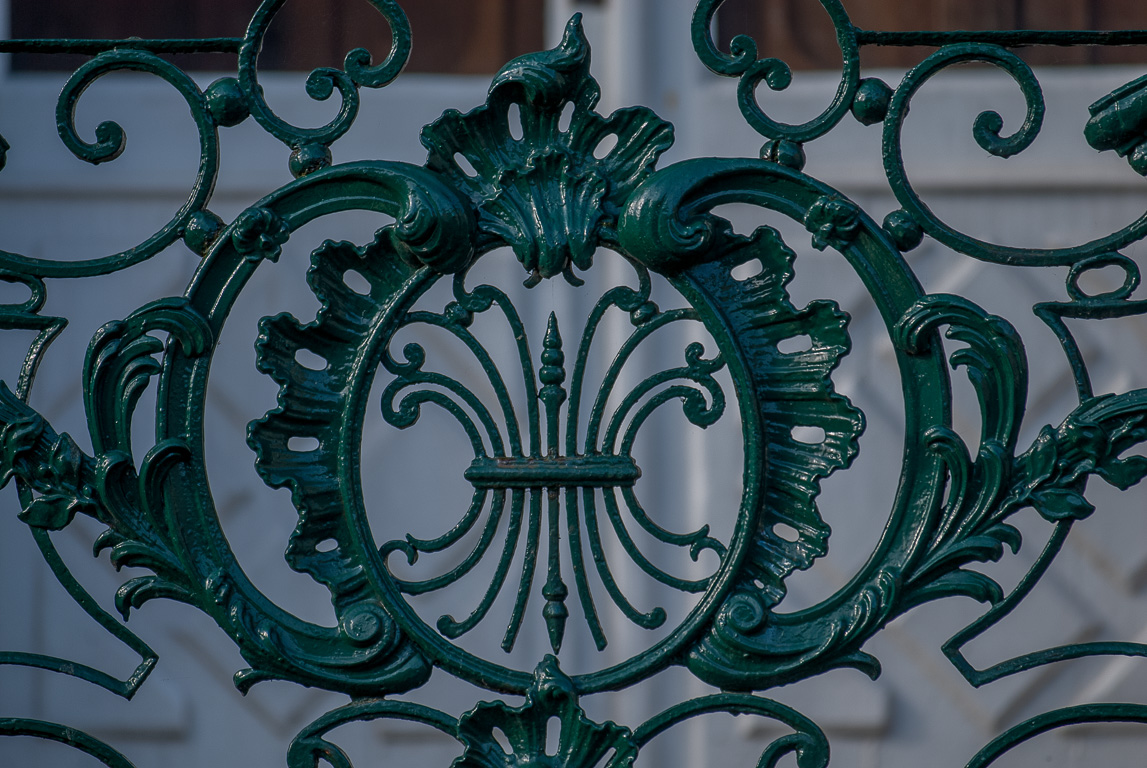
287;700;456;768
883;43;1147;266
238;0;411;159
0;50;221;278
691;0;860;145
634;694;829;768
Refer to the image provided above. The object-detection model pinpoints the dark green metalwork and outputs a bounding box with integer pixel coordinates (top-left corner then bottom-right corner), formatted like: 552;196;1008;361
6;1;1147;765
0;719;138;768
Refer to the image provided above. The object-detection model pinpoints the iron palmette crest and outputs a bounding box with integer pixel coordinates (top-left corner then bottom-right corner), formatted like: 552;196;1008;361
364;260;727;655
249;233;733;657
421;17;673;286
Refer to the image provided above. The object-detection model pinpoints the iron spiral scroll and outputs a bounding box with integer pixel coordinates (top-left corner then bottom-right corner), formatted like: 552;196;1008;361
4;1;1147;766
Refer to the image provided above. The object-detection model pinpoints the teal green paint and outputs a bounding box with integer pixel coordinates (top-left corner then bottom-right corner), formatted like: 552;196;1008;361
4;2;1147;766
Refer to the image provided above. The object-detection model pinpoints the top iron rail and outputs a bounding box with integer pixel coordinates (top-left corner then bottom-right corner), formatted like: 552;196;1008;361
0;38;242;55
3;30;1147;59
854;29;1147;47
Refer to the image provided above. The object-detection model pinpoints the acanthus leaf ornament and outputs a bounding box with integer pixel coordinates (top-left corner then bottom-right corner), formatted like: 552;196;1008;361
0;387;97;531
1085;73;1147;175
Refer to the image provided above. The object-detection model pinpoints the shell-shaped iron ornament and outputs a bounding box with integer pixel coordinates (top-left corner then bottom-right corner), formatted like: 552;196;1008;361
421;15;674;286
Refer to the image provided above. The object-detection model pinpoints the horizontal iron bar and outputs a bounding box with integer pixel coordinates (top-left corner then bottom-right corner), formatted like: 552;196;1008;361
855;29;1147;48
465;455;641;489
0;38;243;54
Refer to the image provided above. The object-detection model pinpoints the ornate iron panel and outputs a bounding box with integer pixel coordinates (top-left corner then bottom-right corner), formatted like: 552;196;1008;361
3;2;1147;765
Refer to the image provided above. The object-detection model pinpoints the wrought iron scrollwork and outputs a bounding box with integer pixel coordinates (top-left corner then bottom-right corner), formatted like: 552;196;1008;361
5;1;1147;766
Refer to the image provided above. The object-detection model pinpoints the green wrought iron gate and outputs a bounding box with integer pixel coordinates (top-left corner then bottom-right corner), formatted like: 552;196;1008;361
5;1;1147;766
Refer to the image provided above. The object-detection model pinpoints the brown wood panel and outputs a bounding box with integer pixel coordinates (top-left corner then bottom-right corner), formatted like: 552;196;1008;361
11;0;256;71
934;0;1020;31
9;1;1147;73
717;0;1147;70
715;0;841;70
10;0;543;74
1093;0;1147;64
261;0;392;73
1019;0;1092;65
402;0;540;75
842;0;931;67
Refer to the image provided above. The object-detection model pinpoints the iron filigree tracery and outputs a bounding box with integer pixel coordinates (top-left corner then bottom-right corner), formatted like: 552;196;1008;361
4;2;1147;767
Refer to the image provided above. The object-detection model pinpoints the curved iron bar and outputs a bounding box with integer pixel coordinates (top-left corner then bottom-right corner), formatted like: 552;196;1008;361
287;699;457;768
0;719;138;768
592;338;729;590
619;485;726;559
634;694;829;768
566;261;655;454
380;369;500;456
385;487;489;557
435;488;527;641
1035;252;1147;401
562;485;607;651
604;349;726;453
503;488;543;651
581;487;669;630
600;487;715;593
386;307;524;454
454;281;544;456
382;489;507;595
964;704;1147;768
596;370;729;596
584;308;698;451
0;526;158;698
0;272;65;395
877;44;1147;268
